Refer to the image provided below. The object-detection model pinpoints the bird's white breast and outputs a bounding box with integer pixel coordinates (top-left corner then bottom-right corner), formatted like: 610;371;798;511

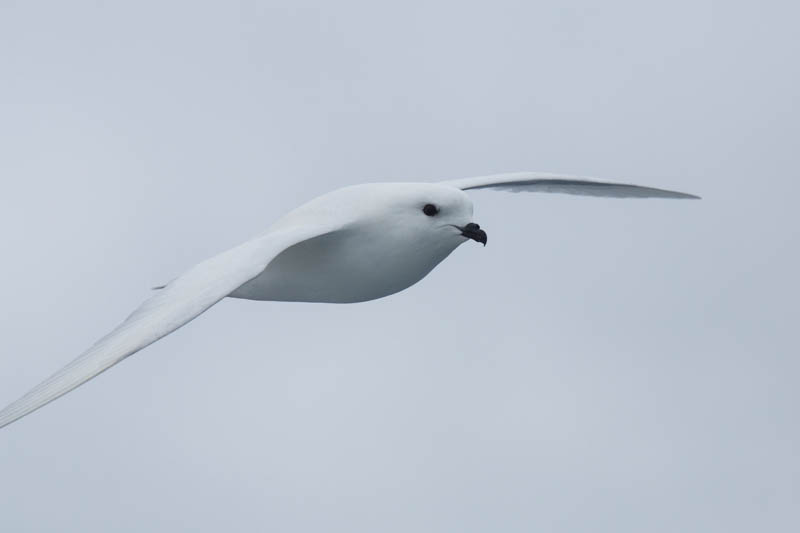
229;225;463;303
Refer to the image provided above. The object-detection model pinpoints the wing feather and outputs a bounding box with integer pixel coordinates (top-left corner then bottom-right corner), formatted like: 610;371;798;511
441;172;699;199
0;224;337;430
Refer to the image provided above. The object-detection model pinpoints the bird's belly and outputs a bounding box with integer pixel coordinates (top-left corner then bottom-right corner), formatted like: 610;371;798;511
229;229;458;303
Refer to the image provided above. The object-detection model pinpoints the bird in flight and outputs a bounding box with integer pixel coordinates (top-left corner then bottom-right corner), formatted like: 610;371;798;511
0;172;698;429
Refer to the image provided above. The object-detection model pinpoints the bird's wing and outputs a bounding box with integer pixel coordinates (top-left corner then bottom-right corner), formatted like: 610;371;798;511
441;172;699;199
0;223;340;430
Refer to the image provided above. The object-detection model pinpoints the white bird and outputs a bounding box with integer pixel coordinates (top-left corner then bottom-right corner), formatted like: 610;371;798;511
0;172;698;429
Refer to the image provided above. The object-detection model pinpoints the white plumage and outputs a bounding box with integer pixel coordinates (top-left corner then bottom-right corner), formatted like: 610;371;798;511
0;173;697;429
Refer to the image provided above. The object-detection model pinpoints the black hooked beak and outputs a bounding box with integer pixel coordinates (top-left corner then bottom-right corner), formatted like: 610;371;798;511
460;222;488;246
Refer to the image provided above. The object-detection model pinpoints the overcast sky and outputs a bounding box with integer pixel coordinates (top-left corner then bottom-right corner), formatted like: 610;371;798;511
1;1;798;532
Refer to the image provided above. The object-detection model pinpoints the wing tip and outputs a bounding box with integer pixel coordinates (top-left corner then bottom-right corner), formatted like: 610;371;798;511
663;190;701;200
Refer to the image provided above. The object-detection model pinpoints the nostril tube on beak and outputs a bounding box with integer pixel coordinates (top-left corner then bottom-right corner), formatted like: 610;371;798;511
460;223;488;246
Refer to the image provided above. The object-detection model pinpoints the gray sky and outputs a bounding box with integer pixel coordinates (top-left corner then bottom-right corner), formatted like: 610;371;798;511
1;1;798;531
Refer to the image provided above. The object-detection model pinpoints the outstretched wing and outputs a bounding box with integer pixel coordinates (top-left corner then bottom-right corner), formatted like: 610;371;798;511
441;172;699;199
0;224;339;430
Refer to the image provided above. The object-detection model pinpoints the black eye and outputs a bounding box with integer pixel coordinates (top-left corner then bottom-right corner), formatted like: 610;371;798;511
423;204;439;216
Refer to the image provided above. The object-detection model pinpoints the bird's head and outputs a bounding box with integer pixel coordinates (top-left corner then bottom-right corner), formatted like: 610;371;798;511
334;182;487;248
